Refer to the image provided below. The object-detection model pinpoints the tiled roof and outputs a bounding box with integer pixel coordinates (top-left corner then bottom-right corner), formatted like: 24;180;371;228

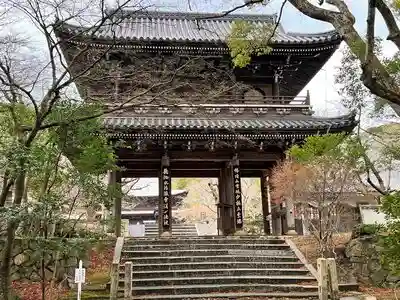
58;10;341;45
103;115;356;131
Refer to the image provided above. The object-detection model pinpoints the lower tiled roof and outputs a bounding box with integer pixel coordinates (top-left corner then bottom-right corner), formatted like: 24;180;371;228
103;115;356;131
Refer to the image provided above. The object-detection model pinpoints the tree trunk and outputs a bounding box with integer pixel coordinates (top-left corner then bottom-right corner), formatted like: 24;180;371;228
0;170;13;207
0;171;26;300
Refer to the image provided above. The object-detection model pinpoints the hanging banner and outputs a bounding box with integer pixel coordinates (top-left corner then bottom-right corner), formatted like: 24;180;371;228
161;166;171;230
233;166;243;228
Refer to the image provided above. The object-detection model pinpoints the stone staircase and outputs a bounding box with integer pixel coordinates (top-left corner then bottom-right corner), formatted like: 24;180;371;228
118;236;319;299
144;223;198;237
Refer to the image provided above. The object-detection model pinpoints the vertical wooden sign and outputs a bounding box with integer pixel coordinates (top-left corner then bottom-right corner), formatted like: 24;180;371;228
233;166;243;228
161;166;171;230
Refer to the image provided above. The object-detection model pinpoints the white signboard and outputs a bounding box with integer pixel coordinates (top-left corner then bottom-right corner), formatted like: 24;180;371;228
74;260;86;300
129;223;146;237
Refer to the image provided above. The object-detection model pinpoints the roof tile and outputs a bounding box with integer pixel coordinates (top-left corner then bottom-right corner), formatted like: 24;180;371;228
102;116;356;131
59;10;341;45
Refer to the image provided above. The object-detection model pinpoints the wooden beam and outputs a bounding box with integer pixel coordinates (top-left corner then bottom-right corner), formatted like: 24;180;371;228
117;150;282;162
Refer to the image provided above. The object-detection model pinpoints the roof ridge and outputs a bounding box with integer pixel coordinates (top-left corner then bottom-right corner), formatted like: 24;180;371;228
286;29;339;37
108;9;277;23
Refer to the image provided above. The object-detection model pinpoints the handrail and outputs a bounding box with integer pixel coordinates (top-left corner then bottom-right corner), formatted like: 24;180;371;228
106;103;310;108
109;237;124;300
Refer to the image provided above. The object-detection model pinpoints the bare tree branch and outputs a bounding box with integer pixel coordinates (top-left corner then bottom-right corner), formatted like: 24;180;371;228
376;0;400;48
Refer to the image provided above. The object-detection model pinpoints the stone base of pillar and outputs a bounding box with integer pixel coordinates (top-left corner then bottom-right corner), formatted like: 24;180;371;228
233;229;247;236
286;229;298;236
160;231;172;238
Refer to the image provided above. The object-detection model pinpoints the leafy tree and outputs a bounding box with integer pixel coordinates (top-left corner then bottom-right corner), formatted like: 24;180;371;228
0;102;117;299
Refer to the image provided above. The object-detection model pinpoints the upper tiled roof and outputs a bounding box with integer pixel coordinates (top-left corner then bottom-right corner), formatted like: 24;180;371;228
58;10;341;45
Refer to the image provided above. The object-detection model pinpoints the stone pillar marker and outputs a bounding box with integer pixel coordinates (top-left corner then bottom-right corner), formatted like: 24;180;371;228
108;170;122;237
285;196;297;235
159;155;172;237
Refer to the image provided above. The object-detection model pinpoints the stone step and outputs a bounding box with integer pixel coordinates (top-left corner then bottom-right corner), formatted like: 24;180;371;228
131;291;318;299
122;248;293;257
119;261;305;271
121;255;299;264
121;268;310;279
144;233;198;237
123;243;290;251
145;226;197;230
123;237;285;245
145;224;196;228
129;283;318;296
120;275;315;287
145;233;198;236
145;229;198;233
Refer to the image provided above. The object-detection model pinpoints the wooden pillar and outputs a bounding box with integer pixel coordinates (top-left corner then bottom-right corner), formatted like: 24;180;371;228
271;204;282;236
232;157;243;230
159;155;172;237
108;170;122;237
218;166;235;236
260;170;271;235
217;176;224;235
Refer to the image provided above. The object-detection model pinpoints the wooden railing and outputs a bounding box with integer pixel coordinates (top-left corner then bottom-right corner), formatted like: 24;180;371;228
92;94;310;105
101;95;313;117
109;237;124;300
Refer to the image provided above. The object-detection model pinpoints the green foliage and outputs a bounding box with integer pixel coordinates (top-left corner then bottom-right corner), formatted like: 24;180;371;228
379;192;400;275
172;178;196;190
227;20;273;68
352;223;383;238
288;133;363;168
393;0;400;9
244;213;263;235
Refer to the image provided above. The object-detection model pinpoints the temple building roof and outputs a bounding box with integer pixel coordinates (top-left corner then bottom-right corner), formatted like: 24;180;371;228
56;10;341;47
103;114;355;131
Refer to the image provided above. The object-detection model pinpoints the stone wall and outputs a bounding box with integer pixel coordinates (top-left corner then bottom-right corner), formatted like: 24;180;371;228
345;235;400;287
0;238;98;283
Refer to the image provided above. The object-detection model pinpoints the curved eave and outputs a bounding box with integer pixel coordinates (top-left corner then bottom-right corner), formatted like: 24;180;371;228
102;113;358;139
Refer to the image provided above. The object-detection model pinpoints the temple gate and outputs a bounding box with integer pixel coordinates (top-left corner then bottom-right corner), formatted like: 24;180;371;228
55;10;357;237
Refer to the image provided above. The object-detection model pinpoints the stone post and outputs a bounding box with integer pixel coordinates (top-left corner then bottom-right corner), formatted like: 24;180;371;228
260;170;271;235
285;197;297;235
124;261;132;300
108;170;122;237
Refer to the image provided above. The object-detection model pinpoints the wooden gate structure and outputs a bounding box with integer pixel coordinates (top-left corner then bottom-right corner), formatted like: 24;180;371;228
55;10;357;237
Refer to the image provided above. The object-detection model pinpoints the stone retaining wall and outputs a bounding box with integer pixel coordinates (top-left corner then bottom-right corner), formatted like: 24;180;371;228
345;235;399;287
0;238;98;283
